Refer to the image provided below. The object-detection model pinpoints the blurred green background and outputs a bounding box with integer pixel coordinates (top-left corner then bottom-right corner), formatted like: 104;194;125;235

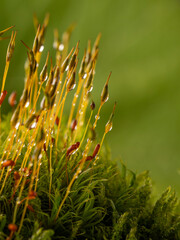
0;0;180;196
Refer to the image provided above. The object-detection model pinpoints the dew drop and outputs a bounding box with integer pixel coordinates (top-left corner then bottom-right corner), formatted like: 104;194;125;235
104;95;109;102
65;65;69;72
15;122;20;130
39;45;44;52
108;125;112;132
105;122;113;133
25;101;30;108
71;83;76;90
52;78;56;85
82;73;87;79
78;169;82;174
59;43;64;51
87;85;93;93
31;122;37;129
53;42;57;49
29;162;33;167
95;115;100;120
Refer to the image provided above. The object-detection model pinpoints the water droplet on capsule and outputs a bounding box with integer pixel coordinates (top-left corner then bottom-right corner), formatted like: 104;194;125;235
71;83;76;90
31;122;37;129
15;122;20;130
25;101;30;108
87;86;93;93
53;42;57;49
65;65;69;72
59;44;64;51
95;115;100;120
39;45;44;52
82;73;87;79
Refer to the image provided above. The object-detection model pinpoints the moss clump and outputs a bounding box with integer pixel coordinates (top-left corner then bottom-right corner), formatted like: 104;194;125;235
0;15;179;239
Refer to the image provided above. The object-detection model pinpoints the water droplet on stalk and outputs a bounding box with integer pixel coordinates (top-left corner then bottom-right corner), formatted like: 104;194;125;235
95;115;100;120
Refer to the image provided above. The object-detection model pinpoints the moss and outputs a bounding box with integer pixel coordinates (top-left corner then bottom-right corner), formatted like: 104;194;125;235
0;15;179;240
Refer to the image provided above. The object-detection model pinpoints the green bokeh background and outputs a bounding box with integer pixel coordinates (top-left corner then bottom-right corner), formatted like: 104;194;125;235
0;0;180;196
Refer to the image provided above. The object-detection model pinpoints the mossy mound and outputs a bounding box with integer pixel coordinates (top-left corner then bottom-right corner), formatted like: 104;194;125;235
0;15;179;240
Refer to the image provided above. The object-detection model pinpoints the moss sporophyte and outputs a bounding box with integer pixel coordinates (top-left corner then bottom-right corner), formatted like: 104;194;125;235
0;15;180;240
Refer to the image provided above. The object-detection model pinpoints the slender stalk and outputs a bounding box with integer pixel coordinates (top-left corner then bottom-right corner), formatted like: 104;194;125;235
49;142;53;207
67;76;83;128
55;91;68;146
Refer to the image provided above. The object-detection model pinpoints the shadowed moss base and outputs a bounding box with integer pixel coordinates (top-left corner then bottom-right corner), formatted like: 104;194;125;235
0;118;179;240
